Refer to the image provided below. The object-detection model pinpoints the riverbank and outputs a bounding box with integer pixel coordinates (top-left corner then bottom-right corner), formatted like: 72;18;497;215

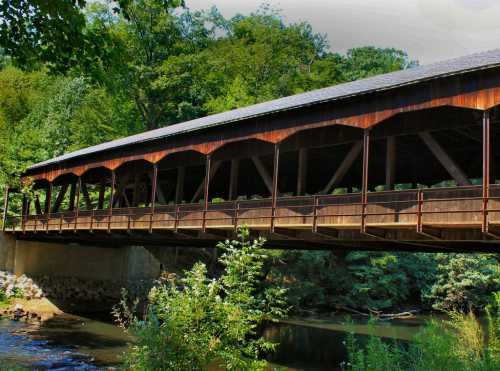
0;297;63;322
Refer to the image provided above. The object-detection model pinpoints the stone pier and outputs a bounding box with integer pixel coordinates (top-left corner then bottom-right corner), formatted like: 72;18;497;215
0;232;161;312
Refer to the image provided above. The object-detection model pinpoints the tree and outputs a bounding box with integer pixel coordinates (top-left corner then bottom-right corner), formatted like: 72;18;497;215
114;227;288;370
0;0;89;71
424;254;500;311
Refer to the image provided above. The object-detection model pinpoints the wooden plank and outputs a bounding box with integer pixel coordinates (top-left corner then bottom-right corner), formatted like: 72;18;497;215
81;183;93;210
251;156;274;194
385;136;396;190
229;159;239;200
34;195;42;215
52;183;69;213
175;167;185;204
321;141;363;194
44;183;52;214
98;178;106;209
191;161;222;203
297;148;308;196
271;144;280;232
147;171;167;204
68;181;77;211
418;131;471;186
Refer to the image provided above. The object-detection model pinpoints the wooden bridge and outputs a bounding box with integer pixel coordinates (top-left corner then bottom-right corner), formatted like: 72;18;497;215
5;50;500;252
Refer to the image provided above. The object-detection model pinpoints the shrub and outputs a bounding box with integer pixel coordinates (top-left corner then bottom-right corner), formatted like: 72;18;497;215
115;226;288;370
424;254;500;311
345;292;500;371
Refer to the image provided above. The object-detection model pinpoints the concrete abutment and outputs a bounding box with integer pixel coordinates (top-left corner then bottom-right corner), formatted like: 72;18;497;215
0;232;162;313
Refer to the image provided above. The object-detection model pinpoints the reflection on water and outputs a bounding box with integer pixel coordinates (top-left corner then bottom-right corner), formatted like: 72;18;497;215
266;315;438;370
0;315;128;369
0;313;441;370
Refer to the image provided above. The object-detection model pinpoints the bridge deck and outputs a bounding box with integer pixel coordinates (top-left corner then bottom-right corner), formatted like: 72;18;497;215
6;185;500;251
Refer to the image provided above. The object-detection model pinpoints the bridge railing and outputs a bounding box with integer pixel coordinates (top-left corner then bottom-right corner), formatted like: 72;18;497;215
8;184;498;235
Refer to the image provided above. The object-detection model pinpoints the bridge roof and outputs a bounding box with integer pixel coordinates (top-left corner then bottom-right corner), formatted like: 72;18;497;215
30;48;500;170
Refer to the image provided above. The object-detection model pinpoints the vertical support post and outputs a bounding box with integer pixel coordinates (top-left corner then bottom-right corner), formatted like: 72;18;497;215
44;182;52;214
74;177;81;232
417;188;423;233
98;178;106;210
202;155;211;232
132;171;140;207
361;130;370;233
108;170;116;233
175;167;185;204
149;163;158;233
271;143;280;233
297;148;308;196
229;159;239;200
2;186;9;231
482;110;491;233
21;193;27;233
46;182;52;232
69;181;77;211
34;195;42;215
233;201;240;234
385;136;396;190
312;195;319;233
25;198;31;231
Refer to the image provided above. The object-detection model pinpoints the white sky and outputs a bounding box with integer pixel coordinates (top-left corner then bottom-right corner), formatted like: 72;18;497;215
187;0;500;64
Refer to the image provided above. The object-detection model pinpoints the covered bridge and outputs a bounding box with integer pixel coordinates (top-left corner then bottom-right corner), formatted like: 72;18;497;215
5;49;500;252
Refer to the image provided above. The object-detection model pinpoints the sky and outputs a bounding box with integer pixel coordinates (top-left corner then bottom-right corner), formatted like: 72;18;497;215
187;0;500;64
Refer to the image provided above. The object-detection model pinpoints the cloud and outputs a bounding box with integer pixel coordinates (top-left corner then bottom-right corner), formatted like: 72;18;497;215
418;0;500;31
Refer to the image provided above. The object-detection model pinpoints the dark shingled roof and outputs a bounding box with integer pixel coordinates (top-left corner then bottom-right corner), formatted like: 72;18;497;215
30;48;500;170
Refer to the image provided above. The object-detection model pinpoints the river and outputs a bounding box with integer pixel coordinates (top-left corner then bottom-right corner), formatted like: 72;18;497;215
0;313;437;369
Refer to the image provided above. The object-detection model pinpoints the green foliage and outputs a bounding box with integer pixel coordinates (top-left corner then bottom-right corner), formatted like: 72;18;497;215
346;293;500;371
424;254;500;311
115;226;288;370
0;0;88;71
273;251;437;312
0;290;7;303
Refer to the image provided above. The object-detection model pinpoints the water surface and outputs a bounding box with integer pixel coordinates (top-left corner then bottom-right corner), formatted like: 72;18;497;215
0;313;438;369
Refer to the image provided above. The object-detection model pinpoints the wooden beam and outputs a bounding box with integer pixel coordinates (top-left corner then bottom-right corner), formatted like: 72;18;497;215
98;178;106;209
175;167;185;204
34;195;42;215
483;110;491;233
203;155;212;232
361;130;370;233
271;144;280;232
321;141;363;194
108;170;116;233
132;173;140;207
44;183;52;214
191;161;222;203
81;183;93;210
385;136;396;190
74;177;81;231
147;171;167;204
297;148;308;196
68;181;77;211
251;156;274;194
229;159;239;200
418;131;471;186
52;183;69;213
150;164;158;233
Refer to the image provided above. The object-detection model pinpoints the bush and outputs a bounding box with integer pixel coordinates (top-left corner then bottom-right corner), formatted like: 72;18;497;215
344;293;500;371
424;254;500;311
114;226;288;370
